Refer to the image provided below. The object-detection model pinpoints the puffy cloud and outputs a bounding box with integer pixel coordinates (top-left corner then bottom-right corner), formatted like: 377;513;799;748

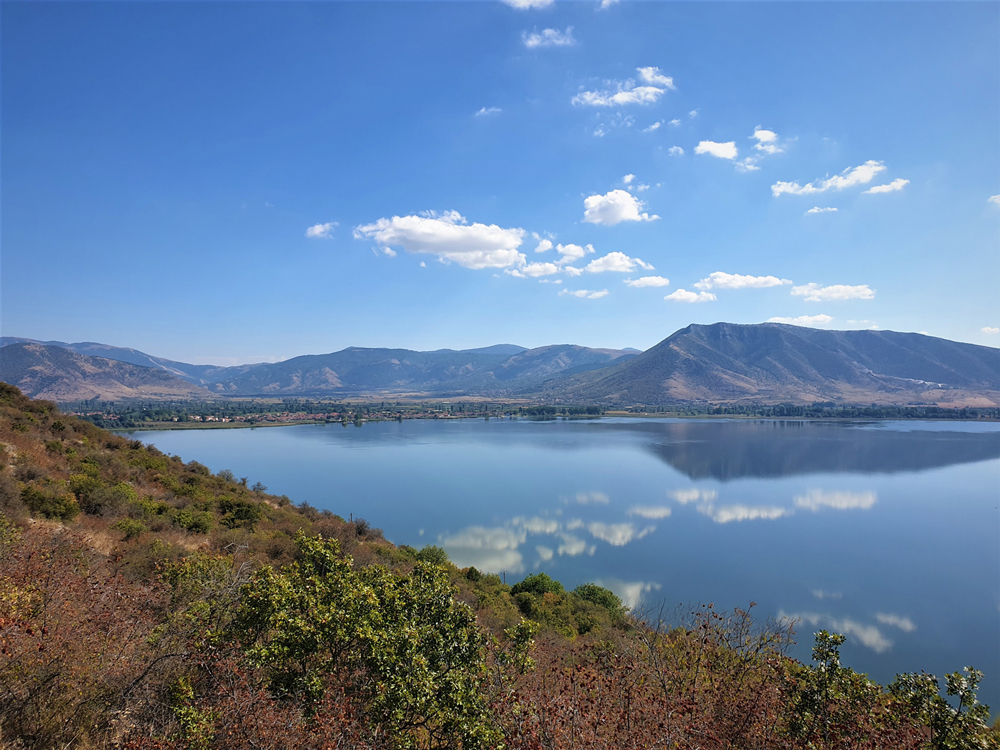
556;533;593;557
665;289;716;303
668;145;684;156
643;121;662;132
512;516;561;534
555;243;594;263
475;106;502;116
583;189;659;225
698;504;790;523
669;118;681;126
585;251;654;274
794;490;877;512
506;262;561;278
983;326;1000;335
595;579;662;610
695;272;791;290
501;0;553;8
875;613;916;633
751;126;783;155
864;178;909;194
767;314;834;327
628;505;672;519
573;491;609;504
587;522;655;546
806;207;838;214
599;0;621;8
780;611;893;653
689;109;698;118
791;283;875;302
772;160;886;197
560;288;609;299
622;174;635;184
522;26;575;48
695;140;738;160
669;488;717;504
305;222;338;239
354;210;525;270
381;247;397;258
572;67;674;107
990;195;1000;207
534;239;554;253
625;275;670;288
439;525;527;573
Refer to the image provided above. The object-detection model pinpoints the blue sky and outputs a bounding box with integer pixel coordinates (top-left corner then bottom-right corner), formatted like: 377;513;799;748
3;1;998;364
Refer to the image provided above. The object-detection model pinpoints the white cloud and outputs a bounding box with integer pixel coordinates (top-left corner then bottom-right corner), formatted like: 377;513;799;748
587;522;655;546
565;518;584;530
381;247;397;258
596;579;662;610
501;0;554;8
560;288;608;299
599;0;621;8
699;504;790;523
306;222;338;239
689;109;698;118
695;140;738;160
534;239;554;253
643;121;662;132
512;516;561;534
791;283;875;302
585;251;654;274
522;26;575;48
989;195;1000;207
806;207;838;214
772;160;886;197
751;126;782;154
419;261;427;267
556;533;594;557
794;490;877;512
572;67;674;107
583;189;659;224
695;271;791;290
863;178;909;195
475;106;502;117
669;118;681;127
572;491;609;504
554;243;594;263
767;314;834;327
811;589;843;601
875;613;916;633
506;261;561;278
439;525;526;573
536;545;554;562
354;210;525;270
982;326;1000;335
628;505;672;519
633;183;650;192
625;275;670;288
669;488;717;504
665;289;716;303
781;611;893;653
622;173;635;184
668;145;684;156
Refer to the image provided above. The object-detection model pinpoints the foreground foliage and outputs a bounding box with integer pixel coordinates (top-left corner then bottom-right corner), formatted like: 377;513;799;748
0;382;997;749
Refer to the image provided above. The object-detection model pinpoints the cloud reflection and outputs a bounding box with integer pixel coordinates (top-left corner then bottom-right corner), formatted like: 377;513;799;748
794;490;877;512
875;612;916;633
780;610;893;653
440;526;527;573
628;505;672;519
595;579;663;611
698;503;791;524
670;488;718;504
588;522;656;546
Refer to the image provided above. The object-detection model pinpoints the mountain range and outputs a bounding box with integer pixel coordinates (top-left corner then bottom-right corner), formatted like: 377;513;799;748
1;324;998;406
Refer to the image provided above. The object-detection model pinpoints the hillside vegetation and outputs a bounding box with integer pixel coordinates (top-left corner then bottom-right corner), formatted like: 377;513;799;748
0;382;996;749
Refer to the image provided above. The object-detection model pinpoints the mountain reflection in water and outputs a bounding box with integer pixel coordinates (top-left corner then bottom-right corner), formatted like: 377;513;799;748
595;419;1000;480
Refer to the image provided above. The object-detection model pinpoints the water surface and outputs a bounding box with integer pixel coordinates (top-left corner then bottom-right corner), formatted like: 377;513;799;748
126;417;1000;709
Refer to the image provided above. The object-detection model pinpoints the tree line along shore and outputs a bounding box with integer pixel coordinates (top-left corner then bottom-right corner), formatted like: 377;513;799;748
1;381;997;749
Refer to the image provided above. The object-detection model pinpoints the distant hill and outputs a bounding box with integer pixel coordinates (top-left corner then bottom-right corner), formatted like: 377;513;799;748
544;323;1000;407
0;344;213;401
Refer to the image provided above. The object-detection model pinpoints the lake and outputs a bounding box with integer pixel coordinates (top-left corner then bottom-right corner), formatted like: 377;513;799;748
125;417;1000;710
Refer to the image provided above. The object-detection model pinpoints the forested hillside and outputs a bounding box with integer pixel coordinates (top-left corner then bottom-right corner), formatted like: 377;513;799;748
0;382;996;749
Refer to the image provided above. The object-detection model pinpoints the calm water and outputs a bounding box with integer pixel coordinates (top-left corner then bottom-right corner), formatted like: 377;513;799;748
126;418;1000;710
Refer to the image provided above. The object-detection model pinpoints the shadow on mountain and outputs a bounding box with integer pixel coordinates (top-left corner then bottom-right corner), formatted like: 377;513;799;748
606;420;1000;480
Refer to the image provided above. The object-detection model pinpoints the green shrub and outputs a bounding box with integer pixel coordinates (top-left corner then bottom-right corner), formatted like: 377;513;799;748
172;509;213;534
114;518;148;541
511;572;564;596
218;497;263;530
572;583;624;617
21;485;79;521
415;544;450;566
